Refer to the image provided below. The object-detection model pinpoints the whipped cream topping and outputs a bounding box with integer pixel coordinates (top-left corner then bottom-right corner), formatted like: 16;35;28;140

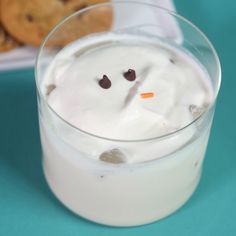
42;34;213;141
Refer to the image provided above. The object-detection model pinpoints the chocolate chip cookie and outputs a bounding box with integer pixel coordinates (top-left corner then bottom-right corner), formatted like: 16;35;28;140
0;0;112;47
0;24;20;52
0;3;20;52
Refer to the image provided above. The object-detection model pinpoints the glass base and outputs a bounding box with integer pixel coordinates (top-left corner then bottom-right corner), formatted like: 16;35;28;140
43;158;201;227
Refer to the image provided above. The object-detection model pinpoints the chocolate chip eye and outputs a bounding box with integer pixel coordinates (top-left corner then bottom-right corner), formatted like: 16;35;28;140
26;14;34;22
169;58;175;64
98;75;111;89
123;69;136;81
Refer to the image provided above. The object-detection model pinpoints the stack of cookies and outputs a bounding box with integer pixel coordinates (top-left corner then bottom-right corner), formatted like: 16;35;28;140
0;0;111;52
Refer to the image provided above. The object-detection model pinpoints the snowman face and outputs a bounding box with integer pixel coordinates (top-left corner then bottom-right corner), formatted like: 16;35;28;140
96;68;155;110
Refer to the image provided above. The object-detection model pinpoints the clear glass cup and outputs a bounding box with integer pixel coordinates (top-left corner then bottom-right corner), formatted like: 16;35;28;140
35;2;221;227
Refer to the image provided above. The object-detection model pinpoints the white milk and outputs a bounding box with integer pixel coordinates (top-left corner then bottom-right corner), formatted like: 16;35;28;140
38;33;214;226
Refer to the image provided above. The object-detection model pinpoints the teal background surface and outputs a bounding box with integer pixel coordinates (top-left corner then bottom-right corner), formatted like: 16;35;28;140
0;1;235;235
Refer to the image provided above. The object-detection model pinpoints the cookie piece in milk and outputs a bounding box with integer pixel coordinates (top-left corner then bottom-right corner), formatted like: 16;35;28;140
0;0;112;47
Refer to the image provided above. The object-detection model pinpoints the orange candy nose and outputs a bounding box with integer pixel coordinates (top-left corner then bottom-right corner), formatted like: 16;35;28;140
140;92;155;99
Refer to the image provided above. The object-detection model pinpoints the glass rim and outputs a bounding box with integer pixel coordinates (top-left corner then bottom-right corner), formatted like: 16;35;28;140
35;0;222;143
